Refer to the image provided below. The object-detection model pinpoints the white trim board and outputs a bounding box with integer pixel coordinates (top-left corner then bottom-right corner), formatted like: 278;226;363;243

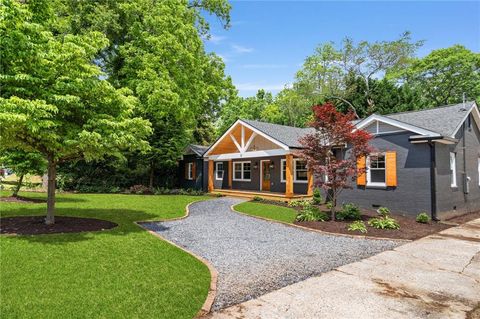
208;149;289;161
356;114;441;137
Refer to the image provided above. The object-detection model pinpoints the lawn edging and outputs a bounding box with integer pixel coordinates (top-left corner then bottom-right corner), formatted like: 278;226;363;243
135;200;218;317
230;203;411;243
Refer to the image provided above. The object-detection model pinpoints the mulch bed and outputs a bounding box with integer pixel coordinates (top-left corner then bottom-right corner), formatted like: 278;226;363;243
254;199;480;240
0;216;117;235
0;196;46;204
295;211;452;240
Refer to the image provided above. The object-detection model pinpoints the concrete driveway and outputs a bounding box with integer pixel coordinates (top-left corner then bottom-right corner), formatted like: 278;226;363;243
208;218;480;319
143;197;400;310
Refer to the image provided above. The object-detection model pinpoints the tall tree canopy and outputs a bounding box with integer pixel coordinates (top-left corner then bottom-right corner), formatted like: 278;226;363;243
54;0;234;185
0;0;151;223
391;45;480;106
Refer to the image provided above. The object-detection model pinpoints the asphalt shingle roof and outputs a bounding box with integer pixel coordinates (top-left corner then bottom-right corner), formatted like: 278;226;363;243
242;119;315;148
187;144;209;156
384;101;475;137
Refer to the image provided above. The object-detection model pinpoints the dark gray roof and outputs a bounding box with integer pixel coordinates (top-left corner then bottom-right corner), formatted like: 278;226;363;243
384;101;476;137
186;144;209;156
242;119;314;148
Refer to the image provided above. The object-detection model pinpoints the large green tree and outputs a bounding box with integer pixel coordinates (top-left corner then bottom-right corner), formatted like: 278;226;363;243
0;150;46;197
54;0;234;186
294;32;422;117
0;0;151;223
392;45;480;106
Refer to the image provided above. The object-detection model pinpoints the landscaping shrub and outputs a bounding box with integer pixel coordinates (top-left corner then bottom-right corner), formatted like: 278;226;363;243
295;207;328;222
312;188;323;205
348;220;367;233
253;196;263;201
154;187;204;196
128;184;153;195
416;212;430;223
337;203;362;221
377;207;391;218
368;216;400;229
288;199;312;208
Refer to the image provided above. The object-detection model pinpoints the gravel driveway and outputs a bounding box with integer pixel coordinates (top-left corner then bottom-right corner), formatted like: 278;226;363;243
144;197;402;310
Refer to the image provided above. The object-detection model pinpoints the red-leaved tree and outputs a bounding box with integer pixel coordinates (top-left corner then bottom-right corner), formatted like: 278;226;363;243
298;103;373;220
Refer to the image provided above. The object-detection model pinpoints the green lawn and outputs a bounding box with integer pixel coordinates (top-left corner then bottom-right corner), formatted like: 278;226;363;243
234;201;298;223
0;191;211;319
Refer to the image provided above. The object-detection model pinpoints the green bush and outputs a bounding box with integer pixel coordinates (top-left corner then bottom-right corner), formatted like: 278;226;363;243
348;220;367;233
377;207;391;218
252;196;263;201
288;199;312;208
295;207;328;222
337;203;362;221
326;201;334;210
154;187;204;196
368;216;400;230
312;188;323;205
416;212;430;223
128;184;153;195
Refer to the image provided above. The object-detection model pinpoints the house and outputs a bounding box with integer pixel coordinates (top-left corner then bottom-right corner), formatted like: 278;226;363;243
179;101;480;219
178;144;209;190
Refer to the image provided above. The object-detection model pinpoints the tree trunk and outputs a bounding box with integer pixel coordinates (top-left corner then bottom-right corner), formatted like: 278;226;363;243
45;155;57;225
149;161;155;189
12;174;24;197
330;192;336;221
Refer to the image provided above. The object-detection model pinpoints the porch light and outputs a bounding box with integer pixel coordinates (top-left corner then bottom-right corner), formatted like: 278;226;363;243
269;163;275;169
253;162;258;170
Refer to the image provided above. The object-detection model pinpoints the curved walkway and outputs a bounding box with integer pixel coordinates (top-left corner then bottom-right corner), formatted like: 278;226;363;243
144;197;401;310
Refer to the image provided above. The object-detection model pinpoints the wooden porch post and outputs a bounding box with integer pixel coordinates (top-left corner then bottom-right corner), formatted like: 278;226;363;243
208;160;214;192
285;154;293;198
307;168;314;196
228;160;232;189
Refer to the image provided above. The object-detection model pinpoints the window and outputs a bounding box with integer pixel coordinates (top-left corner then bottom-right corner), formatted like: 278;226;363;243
233;161;251;181
215;162;224;180
187;162;193;180
280;159;286;182
450;152;457;187
367;153;386;187
294;159;308;182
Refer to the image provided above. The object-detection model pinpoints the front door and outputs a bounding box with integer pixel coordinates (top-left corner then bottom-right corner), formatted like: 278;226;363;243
261;161;271;191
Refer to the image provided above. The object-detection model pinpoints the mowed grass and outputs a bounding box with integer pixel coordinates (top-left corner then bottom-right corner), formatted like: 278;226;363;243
234;201;298;223
0;191;211;319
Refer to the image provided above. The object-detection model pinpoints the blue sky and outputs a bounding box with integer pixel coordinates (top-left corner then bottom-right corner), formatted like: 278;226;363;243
203;1;480;97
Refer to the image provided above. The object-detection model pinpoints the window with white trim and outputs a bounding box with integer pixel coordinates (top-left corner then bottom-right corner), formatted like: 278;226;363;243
280;159;286;182
216;162;224;180
233;161;251;181
450;152;457;188
294;159;308;182
187;162;193;180
367;153;386;187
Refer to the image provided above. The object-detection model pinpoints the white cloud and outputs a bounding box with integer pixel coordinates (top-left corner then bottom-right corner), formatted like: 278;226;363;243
207;35;227;44
242;64;288;69
232;44;254;54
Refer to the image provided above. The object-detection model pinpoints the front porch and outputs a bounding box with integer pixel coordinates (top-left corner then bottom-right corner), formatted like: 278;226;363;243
203;119;314;201
211;188;312;202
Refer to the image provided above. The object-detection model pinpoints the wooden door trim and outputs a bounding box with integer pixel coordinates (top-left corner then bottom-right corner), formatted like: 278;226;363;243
260;160;271;191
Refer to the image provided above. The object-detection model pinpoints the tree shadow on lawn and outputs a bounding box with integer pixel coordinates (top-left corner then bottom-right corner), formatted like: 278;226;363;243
0;207;162;245
0;194;88;203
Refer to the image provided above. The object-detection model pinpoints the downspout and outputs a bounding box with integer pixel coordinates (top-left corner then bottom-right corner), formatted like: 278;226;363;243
462;122;468;195
428;141;439;221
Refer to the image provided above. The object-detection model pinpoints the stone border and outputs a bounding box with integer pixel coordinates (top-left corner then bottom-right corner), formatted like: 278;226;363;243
135;200;218;317
230;203;412;243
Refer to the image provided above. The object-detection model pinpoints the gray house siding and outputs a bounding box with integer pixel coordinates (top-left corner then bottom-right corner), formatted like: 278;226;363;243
178;155;204;190
212;156;308;194
435;114;480;218
338;132;432;217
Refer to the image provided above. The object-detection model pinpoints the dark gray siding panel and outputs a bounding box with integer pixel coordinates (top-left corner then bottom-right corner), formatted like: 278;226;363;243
435;114;480;218
337;132;432;217
178;155;204;190
213;161;229;189
217;155;308;195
